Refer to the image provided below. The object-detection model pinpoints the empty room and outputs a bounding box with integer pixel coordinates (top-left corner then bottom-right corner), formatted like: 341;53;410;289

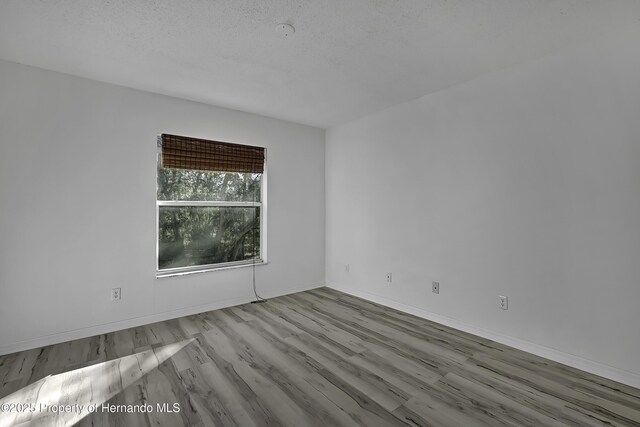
1;1;639;426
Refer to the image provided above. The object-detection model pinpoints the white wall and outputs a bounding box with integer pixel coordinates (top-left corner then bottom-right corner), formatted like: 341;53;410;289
326;24;640;387
0;59;325;354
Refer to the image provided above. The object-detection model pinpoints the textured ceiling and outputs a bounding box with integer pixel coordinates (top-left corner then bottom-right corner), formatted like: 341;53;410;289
1;1;639;128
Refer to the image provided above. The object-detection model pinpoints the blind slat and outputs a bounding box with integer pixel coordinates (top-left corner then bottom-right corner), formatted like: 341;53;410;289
159;134;264;174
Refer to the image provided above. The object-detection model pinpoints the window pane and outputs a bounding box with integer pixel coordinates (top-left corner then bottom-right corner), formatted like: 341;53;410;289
158;206;260;270
157;168;261;202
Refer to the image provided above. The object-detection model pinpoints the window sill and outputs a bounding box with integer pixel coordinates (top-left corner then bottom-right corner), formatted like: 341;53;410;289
156;260;267;279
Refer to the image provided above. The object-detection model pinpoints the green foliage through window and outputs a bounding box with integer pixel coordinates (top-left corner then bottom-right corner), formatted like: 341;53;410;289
157;166;262;271
157;169;261;202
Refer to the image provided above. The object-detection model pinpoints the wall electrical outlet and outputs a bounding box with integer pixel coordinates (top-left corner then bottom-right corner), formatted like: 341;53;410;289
386;272;392;283
345;264;350;272
111;287;121;301
499;295;508;310
432;281;440;294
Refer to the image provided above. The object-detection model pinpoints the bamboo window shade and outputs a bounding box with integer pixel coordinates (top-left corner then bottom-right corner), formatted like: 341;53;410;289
159;134;265;174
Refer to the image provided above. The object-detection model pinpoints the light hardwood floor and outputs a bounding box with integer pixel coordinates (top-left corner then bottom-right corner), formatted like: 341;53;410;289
1;287;639;426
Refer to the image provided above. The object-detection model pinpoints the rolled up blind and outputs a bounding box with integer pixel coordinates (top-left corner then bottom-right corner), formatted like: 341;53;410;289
159;133;265;174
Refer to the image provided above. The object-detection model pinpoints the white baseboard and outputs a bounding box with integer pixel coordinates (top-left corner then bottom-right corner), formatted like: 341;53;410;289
327;283;640;390
0;282;324;356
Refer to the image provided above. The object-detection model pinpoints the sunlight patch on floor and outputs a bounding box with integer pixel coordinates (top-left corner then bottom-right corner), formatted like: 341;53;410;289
0;339;194;427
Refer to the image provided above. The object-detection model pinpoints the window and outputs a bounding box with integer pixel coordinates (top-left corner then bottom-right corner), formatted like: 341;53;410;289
156;134;265;276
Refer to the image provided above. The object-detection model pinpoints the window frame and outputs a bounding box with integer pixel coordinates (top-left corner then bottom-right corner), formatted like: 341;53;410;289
155;145;267;278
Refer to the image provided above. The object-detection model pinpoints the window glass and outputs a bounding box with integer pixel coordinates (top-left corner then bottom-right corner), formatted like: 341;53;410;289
157;168;261;202
158;206;260;269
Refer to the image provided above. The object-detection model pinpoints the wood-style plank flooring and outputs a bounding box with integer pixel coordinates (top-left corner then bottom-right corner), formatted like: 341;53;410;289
1;287;639;426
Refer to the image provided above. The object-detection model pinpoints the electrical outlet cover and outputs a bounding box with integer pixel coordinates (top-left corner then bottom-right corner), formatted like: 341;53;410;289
499;295;508;310
432;281;440;294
